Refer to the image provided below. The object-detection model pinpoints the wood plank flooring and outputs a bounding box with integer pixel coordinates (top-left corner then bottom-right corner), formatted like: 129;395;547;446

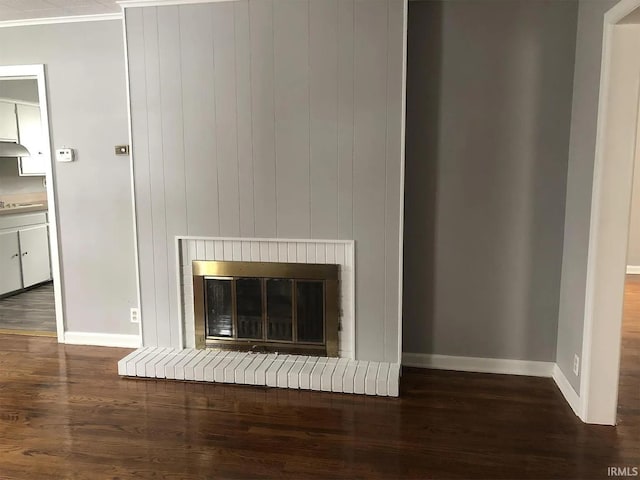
0;281;638;478
0;282;55;333
619;275;640;425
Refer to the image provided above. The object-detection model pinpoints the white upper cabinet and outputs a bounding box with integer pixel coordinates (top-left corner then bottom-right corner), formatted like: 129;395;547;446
16;103;46;176
0;100;47;176
0;100;17;142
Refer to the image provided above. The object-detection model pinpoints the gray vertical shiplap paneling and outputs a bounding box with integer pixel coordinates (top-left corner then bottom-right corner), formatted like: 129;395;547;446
337;0;355;240
273;0;311;238
235;0;256;237
353;0;389;360
384;0;403;363
157;6;187;347
126;8;157;347
212;3;241;236
249;0;277;237
179;4;220;237
127;0;404;362
309;0;339;239
142;7;171;347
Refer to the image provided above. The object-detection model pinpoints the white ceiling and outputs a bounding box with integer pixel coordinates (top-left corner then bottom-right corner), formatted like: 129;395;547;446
0;0;120;22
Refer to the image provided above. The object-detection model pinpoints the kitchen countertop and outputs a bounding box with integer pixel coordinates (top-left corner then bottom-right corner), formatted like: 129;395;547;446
0;202;48;216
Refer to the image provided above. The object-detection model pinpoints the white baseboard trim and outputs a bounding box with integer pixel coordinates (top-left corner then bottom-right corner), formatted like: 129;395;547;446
626;265;640;274
63;332;141;348
552;364;581;417
402;352;554;377
402;353;583;418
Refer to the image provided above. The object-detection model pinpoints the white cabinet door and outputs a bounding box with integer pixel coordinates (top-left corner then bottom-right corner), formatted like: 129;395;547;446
0;101;17;142
18;225;50;288
16;104;46;176
20;155;47;176
0;230;22;295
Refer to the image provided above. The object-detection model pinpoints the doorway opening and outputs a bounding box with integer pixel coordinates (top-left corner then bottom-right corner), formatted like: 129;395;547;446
0;65;63;339
580;1;640;425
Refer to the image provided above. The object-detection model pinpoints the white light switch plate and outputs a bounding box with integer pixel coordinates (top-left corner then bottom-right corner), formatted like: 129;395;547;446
56;148;74;162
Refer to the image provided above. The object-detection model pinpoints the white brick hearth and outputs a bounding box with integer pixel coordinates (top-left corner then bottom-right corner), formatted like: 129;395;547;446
118;347;400;397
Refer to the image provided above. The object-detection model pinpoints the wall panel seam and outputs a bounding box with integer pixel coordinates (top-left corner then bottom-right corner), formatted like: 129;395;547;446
234;4;242;235
178;6;189;236
271;0;278;236
383;0;390;362
142;9;159;346
335;0;339;238
351;0;355;240
157;6;172;346
248;0;257;236
307;0;312;237
211;4;222;234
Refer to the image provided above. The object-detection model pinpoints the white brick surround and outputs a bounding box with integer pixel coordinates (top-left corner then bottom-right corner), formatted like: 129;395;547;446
177;236;355;359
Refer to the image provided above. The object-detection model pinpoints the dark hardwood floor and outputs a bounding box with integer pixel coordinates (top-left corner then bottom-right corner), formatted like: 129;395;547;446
619;275;640;426
0;282;638;479
0;282;56;334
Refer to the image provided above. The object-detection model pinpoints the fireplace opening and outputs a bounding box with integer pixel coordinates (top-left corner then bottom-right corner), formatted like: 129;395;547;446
193;261;339;357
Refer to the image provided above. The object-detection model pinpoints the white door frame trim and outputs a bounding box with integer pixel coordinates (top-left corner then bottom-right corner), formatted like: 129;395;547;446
581;0;640;425
0;64;65;340
121;10;143;342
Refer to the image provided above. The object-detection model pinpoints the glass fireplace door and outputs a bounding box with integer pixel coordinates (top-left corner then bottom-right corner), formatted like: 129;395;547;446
194;261;339;357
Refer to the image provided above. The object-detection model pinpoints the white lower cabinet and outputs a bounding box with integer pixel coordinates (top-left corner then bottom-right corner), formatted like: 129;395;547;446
0;230;22;295
0;214;51;296
19;225;51;287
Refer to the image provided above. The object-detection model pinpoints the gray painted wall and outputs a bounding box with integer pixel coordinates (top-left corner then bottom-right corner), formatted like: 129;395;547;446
556;0;618;392
0;158;45;194
0;21;139;336
627;155;640;266
404;0;577;361
126;0;404;362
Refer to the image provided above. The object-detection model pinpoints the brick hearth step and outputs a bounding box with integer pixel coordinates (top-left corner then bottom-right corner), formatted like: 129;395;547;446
118;347;400;397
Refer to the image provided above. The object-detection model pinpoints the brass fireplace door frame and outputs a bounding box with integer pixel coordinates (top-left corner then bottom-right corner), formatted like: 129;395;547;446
192;261;339;357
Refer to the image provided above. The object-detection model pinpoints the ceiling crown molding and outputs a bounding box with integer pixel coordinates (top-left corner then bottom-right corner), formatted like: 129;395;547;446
0;13;122;29
118;0;237;8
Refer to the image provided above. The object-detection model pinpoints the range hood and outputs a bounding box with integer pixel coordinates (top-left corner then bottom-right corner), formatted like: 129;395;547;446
0;141;30;158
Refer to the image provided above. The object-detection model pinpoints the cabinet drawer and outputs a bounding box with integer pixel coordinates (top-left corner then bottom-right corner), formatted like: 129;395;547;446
0;212;47;231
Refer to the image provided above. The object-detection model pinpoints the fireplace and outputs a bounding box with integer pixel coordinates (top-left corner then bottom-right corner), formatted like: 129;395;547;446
192;261;339;357
119;239;399;396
